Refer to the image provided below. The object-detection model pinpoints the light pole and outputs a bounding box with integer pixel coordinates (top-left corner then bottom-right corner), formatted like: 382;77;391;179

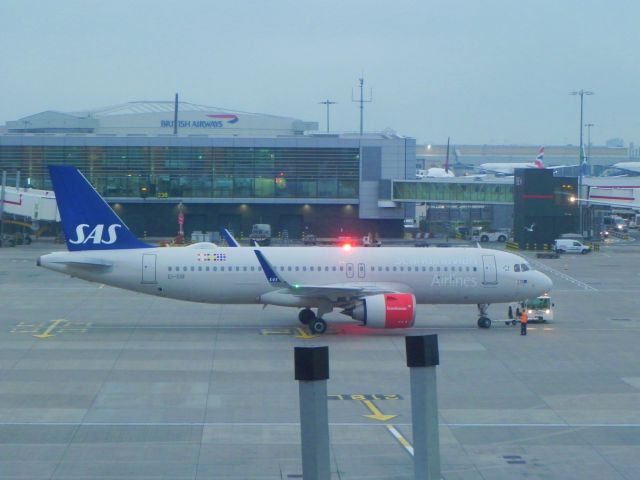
585;123;594;162
318;100;336;133
570;90;594;236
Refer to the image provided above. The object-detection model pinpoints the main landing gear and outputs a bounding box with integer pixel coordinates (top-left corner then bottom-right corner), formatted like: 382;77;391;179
477;303;492;329
298;307;329;334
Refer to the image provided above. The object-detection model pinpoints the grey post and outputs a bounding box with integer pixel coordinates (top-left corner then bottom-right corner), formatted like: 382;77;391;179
406;335;441;480
295;346;330;480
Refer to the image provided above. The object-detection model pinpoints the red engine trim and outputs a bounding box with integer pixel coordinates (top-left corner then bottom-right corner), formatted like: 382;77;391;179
384;293;415;328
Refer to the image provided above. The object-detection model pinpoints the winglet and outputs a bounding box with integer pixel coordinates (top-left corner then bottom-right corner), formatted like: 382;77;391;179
221;228;240;247
254;249;287;287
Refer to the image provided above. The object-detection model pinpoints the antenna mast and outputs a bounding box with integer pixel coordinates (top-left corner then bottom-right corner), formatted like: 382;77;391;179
351;77;372;135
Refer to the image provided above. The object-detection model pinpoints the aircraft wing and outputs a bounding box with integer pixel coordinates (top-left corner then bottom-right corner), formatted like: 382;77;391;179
285;282;409;299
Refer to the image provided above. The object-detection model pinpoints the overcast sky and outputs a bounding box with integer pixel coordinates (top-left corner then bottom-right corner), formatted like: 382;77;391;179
1;0;638;146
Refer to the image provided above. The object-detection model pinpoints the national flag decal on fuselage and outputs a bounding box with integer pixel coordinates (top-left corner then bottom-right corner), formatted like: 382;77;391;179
197;253;227;262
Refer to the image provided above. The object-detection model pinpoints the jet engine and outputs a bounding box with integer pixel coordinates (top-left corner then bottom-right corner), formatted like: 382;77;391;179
347;293;416;328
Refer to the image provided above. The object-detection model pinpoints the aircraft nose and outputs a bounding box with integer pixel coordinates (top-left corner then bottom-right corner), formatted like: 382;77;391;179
537;271;553;292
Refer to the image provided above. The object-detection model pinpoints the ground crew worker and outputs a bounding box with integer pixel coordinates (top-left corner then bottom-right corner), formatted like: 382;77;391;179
520;309;528;336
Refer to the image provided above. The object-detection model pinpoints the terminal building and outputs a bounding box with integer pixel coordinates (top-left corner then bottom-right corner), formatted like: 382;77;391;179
0;101;416;238
2;101;638;240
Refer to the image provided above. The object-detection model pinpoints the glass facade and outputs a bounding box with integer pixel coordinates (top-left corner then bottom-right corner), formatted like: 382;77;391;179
0;143;360;200
393;180;514;204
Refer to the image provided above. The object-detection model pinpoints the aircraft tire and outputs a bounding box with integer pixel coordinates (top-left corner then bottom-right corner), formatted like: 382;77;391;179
477;317;491;329
310;318;327;334
298;308;316;325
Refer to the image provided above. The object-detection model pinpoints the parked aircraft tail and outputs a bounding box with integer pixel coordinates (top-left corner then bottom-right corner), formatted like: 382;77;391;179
534;147;545;168
48;166;152;251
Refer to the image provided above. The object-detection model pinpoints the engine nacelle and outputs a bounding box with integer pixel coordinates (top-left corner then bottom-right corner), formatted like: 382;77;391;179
351;293;416;329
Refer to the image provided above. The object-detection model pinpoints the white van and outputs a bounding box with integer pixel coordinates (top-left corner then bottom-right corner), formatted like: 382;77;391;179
554;239;591;254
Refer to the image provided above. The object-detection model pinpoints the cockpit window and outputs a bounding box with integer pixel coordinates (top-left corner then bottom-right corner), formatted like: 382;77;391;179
514;264;521;272
521;264;530;271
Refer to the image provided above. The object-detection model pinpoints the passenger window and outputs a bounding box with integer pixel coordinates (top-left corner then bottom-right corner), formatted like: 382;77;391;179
332;266;337;272
385;266;390;271
325;267;329;272
243;266;247;271
437;267;440;272
183;267;187;272
400;267;404;272
378;266;382;272
429;266;433;272
310;267;314;272
220;266;225;272
206;266;209;272
190;266;195;272
473;267;477;272
371;266;375;272
392;266;397;272
339;266;344;272
295;266;299;271
250;266;255;271
444;267;448;272
258;267;262;271
466;266;470;272
514;264;520;272
422;266;426;272
288;266;292;271
198;266;202;272
459;267;463;272
303;266;307;271
168;267;172;272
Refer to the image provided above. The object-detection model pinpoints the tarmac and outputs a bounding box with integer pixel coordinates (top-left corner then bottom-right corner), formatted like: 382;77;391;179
1;239;640;479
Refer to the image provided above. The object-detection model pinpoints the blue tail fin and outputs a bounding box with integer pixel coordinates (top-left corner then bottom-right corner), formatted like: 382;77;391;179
49;166;152;251
221;228;240;247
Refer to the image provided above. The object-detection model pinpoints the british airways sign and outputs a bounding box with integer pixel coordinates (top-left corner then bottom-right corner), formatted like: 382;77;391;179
69;224;121;245
160;114;239;129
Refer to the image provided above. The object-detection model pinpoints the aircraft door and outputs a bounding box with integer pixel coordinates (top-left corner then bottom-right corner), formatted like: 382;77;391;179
481;255;497;285
357;263;366;278
142;254;157;284
346;263;354;278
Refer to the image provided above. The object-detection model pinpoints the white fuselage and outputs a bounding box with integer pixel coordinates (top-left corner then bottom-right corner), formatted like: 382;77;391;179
38;246;552;307
478;163;539;175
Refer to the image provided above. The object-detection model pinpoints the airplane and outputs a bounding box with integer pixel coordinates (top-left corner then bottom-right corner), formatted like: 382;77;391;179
478;147;546;176
416;167;455;179
417;137;456;178
606;162;640;176
37;166;553;333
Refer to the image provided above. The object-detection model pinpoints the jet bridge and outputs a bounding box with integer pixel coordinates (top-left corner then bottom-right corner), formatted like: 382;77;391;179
0;186;60;222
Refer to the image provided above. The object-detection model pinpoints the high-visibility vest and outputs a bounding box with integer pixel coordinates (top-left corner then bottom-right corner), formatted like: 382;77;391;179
521;312;528;324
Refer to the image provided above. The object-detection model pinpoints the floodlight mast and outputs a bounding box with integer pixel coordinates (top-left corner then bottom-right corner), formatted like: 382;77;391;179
570;89;594;237
318;99;336;133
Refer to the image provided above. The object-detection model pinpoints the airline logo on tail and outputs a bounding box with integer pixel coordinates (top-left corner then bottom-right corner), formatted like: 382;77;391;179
69;224;122;245
534;147;545;168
